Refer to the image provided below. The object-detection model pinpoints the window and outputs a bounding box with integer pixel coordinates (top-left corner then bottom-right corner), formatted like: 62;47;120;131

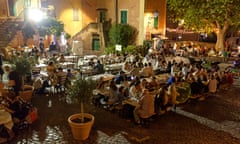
120;10;128;24
92;38;100;51
99;11;106;23
73;8;79;21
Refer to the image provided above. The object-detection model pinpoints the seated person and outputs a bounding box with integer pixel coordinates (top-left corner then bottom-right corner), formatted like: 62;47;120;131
58;54;66;63
233;58;240;67
190;77;202;96
55;67;67;91
115;71;127;84
167;83;179;106
93;60;104;74
141;79;148;89
118;86;129;102
148;76;159;90
129;81;142;99
107;83;120;105
0;104;14;142
49;53;58;64
46;61;57;77
56;67;67;78
208;74;218;94
92;77;107;106
199;74;209;93
155;85;169;115
140;63;154;78
130;64;140;78
100;80;120;106
2;64;11;88
134;89;155;124
167;74;176;86
122;61;131;73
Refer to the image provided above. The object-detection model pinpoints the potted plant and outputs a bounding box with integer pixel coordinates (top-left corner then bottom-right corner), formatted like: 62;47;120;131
9;54;34;101
67;77;97;140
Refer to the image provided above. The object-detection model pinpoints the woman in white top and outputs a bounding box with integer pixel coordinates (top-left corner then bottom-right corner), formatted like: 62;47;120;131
2;64;11;87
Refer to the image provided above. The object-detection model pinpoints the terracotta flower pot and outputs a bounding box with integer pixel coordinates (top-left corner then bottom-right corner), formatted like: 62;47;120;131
68;113;94;140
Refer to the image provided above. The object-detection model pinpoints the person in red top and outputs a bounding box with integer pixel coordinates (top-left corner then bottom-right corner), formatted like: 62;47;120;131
227;72;234;85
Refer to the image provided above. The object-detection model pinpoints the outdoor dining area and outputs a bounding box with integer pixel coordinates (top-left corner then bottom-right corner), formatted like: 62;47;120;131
0;45;237;143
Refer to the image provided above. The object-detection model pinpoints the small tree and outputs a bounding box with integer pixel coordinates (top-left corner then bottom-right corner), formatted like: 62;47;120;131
37;18;64;37
108;23;138;48
9;54;34;87
66;78;97;123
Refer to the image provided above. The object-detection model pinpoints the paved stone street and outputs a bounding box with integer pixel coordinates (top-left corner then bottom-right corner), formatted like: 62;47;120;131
8;78;240;144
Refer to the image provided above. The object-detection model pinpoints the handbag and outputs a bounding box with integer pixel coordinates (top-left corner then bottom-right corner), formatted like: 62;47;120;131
25;107;38;124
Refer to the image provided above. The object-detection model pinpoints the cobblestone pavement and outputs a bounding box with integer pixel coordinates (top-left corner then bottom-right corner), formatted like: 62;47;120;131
8;79;240;144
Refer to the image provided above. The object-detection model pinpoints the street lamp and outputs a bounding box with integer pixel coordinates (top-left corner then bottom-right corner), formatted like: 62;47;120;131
153;10;159;18
28;8;44;22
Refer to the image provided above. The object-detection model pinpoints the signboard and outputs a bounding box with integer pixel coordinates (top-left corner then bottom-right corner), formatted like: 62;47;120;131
72;40;83;56
115;44;122;51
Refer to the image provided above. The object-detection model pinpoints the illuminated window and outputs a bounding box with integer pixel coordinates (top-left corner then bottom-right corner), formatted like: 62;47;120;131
73;8;79;21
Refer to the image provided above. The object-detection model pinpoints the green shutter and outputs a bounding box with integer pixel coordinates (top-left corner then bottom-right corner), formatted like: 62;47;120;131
154;16;158;28
120;10;127;24
92;39;100;51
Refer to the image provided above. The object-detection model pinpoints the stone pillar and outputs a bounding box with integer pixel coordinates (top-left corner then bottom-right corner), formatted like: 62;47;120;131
137;0;145;45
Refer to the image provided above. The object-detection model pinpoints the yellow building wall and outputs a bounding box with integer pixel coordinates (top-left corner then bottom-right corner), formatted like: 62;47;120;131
93;0;166;45
0;0;8;17
47;0;166;46
94;0;143;45
48;0;97;37
96;0;115;22
145;0;166;36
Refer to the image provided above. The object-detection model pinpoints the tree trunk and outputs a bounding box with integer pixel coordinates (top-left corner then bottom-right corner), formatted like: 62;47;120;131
80;102;84;123
21;76;25;90
215;30;225;52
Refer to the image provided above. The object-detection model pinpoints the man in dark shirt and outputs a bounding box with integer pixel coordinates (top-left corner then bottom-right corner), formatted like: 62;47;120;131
49;42;56;56
115;71;127;84
9;69;21;97
94;60;104;74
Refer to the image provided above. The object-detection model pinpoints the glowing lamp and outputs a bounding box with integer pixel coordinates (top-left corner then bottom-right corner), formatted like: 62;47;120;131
28;9;44;22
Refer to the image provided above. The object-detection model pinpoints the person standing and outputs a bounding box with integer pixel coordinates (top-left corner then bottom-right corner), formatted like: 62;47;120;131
0;53;3;75
39;38;45;55
49;42;56;57
94;60;104;74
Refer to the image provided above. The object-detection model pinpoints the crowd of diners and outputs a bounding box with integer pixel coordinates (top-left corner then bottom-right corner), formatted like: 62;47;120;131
93;52;235;125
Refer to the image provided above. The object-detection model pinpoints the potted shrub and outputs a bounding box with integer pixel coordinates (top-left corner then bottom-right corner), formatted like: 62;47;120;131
9;54;34;101
67;77;97;140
